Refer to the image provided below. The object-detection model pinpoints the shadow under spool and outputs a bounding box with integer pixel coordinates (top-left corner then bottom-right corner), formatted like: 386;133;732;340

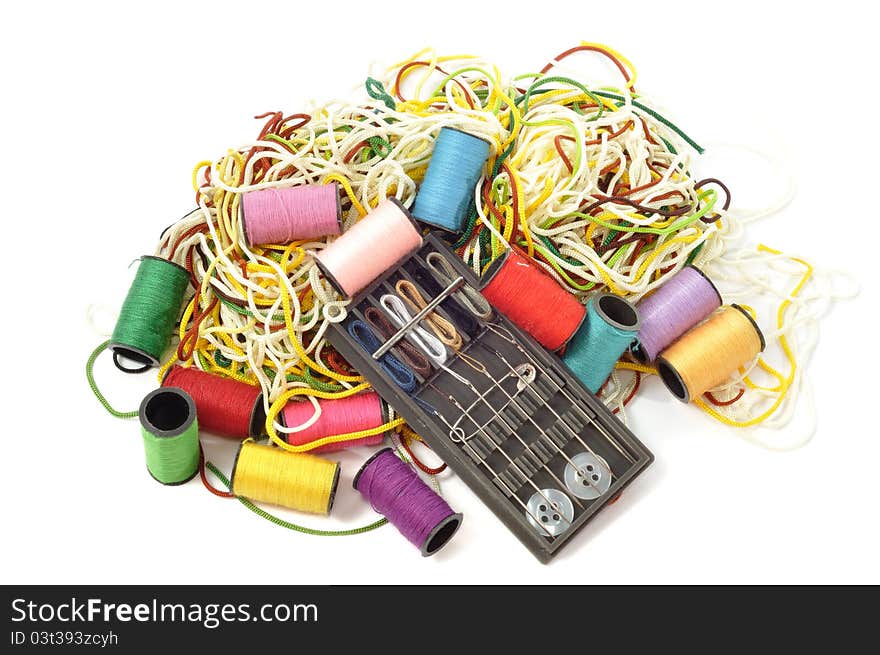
353;448;463;557
138;387;199;486
656;304;766;403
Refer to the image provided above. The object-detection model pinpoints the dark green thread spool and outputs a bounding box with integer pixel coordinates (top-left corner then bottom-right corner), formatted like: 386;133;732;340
110;256;191;373
139;387;199;485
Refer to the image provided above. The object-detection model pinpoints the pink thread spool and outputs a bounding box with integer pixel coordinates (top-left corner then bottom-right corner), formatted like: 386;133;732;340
281;392;390;453
240;183;342;246
313;198;423;298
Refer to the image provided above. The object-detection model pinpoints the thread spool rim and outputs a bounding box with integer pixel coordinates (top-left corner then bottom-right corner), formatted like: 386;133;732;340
141;255;192;279
685;264;723;306
655;355;690;403
110;344;160;369
326;463;341;514
421;512;463;557
439;125;492;146
249;394;267;438
229;439;248;497
478;248;512;290
139;387;197;439
592;292;642;332
352;446;393;490
730;303;766;351
146;466;198;486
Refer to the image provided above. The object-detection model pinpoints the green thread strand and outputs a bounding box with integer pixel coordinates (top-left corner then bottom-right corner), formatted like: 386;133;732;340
86;340;139;418
110;256;190;364
592;91;703;153
205;461;387;536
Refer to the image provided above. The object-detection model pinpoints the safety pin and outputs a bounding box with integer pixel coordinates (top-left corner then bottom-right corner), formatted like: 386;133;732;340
485;322;636;464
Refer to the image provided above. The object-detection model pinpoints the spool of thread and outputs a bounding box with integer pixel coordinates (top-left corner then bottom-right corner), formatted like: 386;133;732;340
162;366;264;439
657;305;766;403
480;248;586;350
313;198;423;298
631;265;722;363
562;293;641;394
240;183;342;246
139;387;199;485
110;256;190;372
281;392;389;453
231;440;340;515
354;448;462;556
412;127;491;233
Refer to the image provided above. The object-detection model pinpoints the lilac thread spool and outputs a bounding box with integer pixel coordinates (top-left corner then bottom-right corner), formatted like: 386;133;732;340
240;183;342;246
631;265;722;363
353;448;462;556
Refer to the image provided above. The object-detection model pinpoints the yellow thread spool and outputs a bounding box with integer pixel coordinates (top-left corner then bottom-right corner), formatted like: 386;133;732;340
656;305;765;403
230;440;340;515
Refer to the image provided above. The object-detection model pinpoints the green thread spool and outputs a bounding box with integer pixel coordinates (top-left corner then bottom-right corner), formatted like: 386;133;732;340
562;293;641;394
110;256;191;372
139;387;199;485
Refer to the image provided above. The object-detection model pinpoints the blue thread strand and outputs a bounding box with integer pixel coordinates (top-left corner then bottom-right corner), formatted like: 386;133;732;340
563;298;639;394
412;127;490;233
348;320;417;392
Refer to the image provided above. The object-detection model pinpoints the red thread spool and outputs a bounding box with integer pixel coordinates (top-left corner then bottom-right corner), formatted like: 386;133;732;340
240;183;342;247
162;366;265;438
281;392;389;453
480;248;586;350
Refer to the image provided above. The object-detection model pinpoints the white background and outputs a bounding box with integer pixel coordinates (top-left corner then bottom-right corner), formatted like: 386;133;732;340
2;1;877;584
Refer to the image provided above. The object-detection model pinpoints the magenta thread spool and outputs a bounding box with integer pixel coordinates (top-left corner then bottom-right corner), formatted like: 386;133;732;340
354;448;462;556
631;265;722;363
240;183;343;246
313;198;423;299
281;392;390;453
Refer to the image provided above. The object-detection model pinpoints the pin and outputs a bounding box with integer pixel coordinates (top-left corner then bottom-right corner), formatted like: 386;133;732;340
464;346;607;498
485;322;636;464
430;383;577;528
422;395;560;539
451;350;587;508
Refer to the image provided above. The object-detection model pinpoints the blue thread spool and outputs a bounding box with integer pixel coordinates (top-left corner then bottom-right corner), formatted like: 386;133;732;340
412;127;491;234
562;293;641;394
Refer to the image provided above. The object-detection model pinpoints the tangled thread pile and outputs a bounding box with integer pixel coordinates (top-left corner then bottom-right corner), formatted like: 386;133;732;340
141;43;851;453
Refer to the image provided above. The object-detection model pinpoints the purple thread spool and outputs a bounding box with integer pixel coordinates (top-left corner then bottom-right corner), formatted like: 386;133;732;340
240;183;342;247
353;448;463;556
631;265;722;363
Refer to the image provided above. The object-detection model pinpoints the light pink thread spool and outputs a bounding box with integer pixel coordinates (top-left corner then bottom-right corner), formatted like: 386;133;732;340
240;183;342;246
313;197;423;298
281;392;389;453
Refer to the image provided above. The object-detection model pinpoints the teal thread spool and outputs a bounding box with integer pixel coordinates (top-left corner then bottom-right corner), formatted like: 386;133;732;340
109;256;191;372
139;387;199;485
562;293;641;394
412;127;491;233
